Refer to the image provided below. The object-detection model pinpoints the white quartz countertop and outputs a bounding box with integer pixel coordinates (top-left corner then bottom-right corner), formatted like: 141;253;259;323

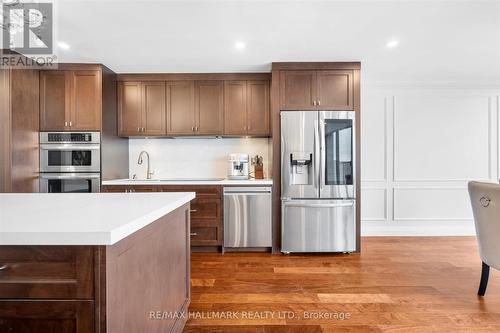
102;178;273;186
0;192;195;246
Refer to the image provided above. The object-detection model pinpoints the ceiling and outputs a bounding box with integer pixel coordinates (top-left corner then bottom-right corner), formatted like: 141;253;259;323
52;0;500;84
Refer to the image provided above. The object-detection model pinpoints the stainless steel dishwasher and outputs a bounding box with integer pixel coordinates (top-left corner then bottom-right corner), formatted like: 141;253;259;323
223;186;272;248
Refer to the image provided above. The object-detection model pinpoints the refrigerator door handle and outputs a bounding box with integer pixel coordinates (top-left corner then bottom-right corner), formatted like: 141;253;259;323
314;118;320;191
319;119;325;191
283;202;354;208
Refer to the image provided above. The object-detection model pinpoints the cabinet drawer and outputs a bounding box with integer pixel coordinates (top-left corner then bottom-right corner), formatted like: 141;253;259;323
191;198;221;220
190;222;221;246
160;185;221;198
0;300;93;333
0;246;94;299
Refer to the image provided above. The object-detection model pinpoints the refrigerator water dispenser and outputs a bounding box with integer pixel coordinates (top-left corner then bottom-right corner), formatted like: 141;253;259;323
290;152;312;185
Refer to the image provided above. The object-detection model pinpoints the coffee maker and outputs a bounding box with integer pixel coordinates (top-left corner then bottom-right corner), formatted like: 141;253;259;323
227;153;249;180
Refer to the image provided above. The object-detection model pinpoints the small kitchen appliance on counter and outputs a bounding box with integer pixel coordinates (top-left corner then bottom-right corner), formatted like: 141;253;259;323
227;153;249;180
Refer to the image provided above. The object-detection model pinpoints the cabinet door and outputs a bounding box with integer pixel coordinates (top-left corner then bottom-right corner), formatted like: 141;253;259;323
195;80;223;135
70;70;101;130
118;81;142;136
166;81;195;135
279;70;317;110
316;70;354;110
247;80;270;136
142;81;166;135
224;80;247;135
0;246;94;299
40;70;70;131
0;300;93;333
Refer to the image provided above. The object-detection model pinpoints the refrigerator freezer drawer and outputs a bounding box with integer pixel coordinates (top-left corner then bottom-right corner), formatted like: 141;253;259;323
224;187;272;248
281;199;356;253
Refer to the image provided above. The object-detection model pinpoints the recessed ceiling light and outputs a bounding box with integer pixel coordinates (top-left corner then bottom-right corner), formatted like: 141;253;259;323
57;41;70;50
234;41;246;51
386;40;399;48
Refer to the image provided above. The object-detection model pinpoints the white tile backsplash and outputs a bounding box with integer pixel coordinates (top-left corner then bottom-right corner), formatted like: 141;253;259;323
129;138;271;179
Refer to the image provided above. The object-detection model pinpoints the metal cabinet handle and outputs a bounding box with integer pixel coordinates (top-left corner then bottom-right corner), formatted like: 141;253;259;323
190;233;198;236
0;264;9;271
313;100;317;106
69;121;72;127
64;121;68;127
190;209;198;213
191;126;195;132
317;100;321;106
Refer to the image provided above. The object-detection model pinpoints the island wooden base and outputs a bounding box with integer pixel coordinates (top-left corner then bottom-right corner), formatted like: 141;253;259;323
0;203;191;333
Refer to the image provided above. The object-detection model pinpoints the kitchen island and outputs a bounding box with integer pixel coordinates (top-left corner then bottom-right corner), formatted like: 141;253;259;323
0;192;195;333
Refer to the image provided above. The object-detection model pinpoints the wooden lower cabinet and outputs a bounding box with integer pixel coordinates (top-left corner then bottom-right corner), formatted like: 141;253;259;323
0;300;93;333
0;204;191;333
102;184;223;251
0;246;94;299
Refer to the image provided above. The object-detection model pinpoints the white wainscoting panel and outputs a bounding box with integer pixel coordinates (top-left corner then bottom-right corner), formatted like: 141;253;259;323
393;95;491;181
361;188;387;221
393;187;472;221
361;92;387;181
361;87;500;236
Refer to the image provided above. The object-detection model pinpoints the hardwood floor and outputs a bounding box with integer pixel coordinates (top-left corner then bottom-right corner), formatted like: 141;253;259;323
184;237;500;332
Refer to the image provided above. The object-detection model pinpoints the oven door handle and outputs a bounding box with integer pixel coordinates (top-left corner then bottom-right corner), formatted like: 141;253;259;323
40;174;101;180
40;144;100;151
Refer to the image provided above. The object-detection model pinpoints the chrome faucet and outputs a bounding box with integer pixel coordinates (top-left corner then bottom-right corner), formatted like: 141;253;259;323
137;151;154;179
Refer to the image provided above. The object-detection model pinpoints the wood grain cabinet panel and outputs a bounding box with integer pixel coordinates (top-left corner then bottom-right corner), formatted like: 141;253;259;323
0;300;93;333
190;221;221;246
167;81;196;136
195;80;223;135
247;80;270;135
316;70;353;110
279;70;316;110
40;70;70;130
142;81;166;135
190;198;221;220
279;70;354;111
70;70;101;130
224;80;248;135
41;69;101;131
0;246;94;299
118;81;142;136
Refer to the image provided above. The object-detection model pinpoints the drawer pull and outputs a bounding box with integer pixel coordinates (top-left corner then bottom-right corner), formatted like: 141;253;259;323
0;264;9;271
190;233;198;236
190;209;198;213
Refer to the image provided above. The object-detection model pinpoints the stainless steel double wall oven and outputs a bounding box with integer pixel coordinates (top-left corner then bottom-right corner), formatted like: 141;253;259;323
39;132;101;193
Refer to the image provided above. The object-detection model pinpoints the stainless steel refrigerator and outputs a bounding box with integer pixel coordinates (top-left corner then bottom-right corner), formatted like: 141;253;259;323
281;111;356;253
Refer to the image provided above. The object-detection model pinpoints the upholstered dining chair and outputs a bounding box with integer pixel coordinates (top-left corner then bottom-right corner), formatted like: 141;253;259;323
468;181;500;296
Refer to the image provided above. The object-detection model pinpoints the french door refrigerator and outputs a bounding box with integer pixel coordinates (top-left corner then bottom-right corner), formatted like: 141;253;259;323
281;111;356;253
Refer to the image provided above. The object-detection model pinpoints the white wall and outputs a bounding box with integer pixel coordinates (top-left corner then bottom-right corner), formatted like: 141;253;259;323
361;85;500;236
129;138;271;180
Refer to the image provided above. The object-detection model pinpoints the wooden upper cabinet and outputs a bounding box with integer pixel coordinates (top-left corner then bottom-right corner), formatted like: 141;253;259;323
40;69;101;131
118;81;142;136
247;80;270;135
195;80;223;135
142;81;166;135
280;70;354;111
224;81;247;135
167;81;195;135
280;71;316;110
40;71;70;130
70;71;101;130
316;70;353;110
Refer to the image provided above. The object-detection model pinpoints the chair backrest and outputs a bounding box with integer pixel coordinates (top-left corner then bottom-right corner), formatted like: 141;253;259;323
468;181;500;270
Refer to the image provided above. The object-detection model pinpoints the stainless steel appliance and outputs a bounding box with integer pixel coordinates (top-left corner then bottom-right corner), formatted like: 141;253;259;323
281;111;356;253
227;153;250;180
40;132;101;173
224;187;272;248
40;173;101;193
39;132;101;193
